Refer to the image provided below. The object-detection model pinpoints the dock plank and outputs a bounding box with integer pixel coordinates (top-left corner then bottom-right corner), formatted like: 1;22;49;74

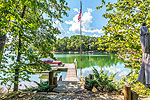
64;64;79;81
32;63;79;81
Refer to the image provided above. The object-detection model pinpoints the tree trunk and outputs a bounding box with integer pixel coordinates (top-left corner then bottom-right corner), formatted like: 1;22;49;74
13;30;22;91
0;34;6;66
13;5;26;91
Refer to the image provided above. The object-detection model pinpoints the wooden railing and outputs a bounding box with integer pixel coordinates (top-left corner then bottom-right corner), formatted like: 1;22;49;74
74;58;77;76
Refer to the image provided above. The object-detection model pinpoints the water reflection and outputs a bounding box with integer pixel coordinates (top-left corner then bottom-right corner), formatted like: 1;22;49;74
54;53;130;81
55;53;123;68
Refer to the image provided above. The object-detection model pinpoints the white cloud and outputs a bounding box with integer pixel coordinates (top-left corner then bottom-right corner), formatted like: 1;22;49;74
53;20;66;34
65;21;73;24
73;8;79;12
84;29;103;34
65;8;103;34
93;34;100;37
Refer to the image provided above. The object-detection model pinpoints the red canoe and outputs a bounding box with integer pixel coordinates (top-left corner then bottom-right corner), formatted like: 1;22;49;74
43;60;63;66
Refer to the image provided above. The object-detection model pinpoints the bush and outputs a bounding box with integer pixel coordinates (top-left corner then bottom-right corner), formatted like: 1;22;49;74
25;81;53;92
84;67;123;93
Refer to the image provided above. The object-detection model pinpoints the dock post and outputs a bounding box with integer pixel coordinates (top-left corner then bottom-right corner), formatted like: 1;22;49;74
124;85;131;100
48;72;54;86
53;77;57;87
74;58;77;76
131;91;139;100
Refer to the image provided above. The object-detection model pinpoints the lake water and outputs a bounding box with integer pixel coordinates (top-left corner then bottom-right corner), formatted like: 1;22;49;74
1;53;131;89
54;53;130;81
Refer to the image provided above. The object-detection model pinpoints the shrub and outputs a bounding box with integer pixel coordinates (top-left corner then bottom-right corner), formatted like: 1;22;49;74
25;81;53;92
84;67;123;93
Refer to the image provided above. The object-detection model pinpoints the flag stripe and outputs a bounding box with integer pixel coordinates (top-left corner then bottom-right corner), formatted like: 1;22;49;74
78;1;82;22
78;10;81;22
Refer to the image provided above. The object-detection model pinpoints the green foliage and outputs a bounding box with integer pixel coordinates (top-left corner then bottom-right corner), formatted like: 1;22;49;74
85;67;123;93
25;81;52;92
96;0;150;95
0;0;69;90
84;78;97;91
96;0;145;62
126;69;150;95
54;35;99;51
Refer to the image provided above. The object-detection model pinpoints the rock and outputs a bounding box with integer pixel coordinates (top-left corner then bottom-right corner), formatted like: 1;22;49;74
53;88;68;93
37;92;47;95
31;96;50;100
91;94;96;97
33;91;37;94
47;95;57;99
0;95;6;100
47;92;58;95
70;95;88;99
18;94;26;98
92;87;98;93
58;95;87;100
58;93;66;96
58;96;71;100
87;91;93;95
27;92;31;95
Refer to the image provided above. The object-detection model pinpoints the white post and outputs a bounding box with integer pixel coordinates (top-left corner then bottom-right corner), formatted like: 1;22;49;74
74;58;77;76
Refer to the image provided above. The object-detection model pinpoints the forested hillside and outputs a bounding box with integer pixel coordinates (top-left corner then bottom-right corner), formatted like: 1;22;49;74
54;35;99;51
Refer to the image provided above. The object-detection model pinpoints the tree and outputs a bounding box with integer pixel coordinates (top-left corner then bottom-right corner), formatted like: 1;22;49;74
0;0;69;91
55;35;99;51
97;0;150;95
0;35;6;65
0;1;11;66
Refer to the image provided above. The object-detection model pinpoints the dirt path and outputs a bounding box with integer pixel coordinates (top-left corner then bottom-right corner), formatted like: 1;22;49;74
50;81;124;100
1;81;150;100
0;81;124;100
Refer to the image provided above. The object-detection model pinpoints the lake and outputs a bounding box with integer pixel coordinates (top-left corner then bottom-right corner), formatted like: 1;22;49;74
54;53;130;81
1;53;131;89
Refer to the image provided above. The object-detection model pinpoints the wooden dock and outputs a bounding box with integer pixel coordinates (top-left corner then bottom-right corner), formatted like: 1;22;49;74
64;63;78;81
33;58;79;82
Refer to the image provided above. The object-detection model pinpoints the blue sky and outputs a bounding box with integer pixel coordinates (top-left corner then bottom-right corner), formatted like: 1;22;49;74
52;0;117;38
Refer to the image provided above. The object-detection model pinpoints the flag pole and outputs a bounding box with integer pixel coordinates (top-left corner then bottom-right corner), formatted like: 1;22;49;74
80;0;82;80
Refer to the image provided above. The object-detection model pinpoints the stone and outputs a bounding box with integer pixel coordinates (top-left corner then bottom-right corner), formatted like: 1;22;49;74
92;87;98;93
18;94;26;98
33;91;37;94
58;96;71;100
27;92;31;95
91;94;96;97
47;95;57;99
74;89;85;94
70;95;88;99
47;92;58;95
87;91;93;95
37;92;47;95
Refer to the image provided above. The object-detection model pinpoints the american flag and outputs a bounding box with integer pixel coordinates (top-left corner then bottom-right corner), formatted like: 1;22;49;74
78;1;82;22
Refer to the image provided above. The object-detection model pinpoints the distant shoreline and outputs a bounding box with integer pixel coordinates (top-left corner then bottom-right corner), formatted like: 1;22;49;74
52;51;109;54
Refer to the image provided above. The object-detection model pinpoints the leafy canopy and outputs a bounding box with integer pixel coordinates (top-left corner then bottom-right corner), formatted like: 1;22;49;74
0;0;69;87
97;0;150;95
55;35;99;51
